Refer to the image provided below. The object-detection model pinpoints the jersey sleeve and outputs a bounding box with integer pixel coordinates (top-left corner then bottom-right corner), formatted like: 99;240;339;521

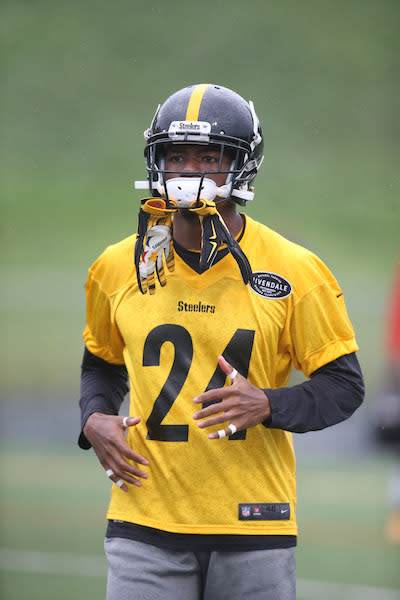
83;256;126;365
288;256;358;377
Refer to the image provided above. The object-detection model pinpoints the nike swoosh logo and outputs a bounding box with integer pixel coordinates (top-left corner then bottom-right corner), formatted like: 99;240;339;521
207;221;218;263
280;509;289;514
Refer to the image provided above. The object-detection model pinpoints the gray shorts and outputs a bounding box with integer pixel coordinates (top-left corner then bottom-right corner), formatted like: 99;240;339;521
104;537;296;600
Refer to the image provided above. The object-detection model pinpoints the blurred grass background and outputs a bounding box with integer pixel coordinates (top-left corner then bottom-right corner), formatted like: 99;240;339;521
1;0;399;597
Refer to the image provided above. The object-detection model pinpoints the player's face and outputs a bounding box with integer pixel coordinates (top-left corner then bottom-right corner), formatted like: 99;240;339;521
164;144;232;187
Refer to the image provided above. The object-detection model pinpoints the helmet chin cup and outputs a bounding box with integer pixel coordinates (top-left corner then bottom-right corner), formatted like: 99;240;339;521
156;178;229;207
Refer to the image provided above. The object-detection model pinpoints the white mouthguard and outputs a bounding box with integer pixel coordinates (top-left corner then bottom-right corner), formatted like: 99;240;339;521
134;178;255;203
156;178;230;206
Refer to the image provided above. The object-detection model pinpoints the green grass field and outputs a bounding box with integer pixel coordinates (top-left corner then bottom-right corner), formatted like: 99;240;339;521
1;445;399;599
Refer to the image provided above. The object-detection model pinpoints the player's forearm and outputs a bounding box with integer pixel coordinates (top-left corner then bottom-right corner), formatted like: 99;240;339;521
78;346;129;449
263;352;364;433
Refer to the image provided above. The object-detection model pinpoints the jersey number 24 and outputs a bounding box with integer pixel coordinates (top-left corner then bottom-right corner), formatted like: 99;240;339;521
143;324;255;442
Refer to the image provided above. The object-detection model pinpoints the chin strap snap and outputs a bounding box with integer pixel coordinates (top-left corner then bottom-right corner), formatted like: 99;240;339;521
134;198;252;294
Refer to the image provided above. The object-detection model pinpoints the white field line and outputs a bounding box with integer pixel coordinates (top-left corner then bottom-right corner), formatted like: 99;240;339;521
0;548;399;599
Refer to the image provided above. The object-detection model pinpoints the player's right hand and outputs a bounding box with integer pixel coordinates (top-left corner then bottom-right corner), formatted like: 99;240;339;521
83;413;149;492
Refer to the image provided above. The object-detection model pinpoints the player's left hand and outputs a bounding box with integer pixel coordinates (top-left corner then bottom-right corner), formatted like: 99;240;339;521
192;355;271;439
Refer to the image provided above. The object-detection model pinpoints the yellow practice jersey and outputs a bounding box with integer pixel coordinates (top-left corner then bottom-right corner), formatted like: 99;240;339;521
83;215;358;536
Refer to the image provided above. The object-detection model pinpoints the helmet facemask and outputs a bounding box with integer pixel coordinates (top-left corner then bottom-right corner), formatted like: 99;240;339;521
143;134;256;208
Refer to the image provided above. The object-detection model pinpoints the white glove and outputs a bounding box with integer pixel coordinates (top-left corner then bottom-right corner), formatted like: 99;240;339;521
139;225;172;293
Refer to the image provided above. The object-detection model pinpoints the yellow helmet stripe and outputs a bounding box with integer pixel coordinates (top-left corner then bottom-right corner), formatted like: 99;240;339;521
185;84;211;121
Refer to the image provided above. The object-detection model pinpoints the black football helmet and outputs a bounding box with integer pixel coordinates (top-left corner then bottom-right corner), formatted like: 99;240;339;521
135;83;264;206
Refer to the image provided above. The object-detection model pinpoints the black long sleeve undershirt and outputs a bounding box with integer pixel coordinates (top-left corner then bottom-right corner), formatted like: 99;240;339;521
78;347;364;449
78;347;129;449
262;352;364;433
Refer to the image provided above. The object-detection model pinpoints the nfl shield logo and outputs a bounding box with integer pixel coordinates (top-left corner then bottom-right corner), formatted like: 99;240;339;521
242;506;251;517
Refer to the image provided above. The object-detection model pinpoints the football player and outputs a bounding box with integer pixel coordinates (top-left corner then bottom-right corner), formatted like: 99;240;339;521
79;83;364;599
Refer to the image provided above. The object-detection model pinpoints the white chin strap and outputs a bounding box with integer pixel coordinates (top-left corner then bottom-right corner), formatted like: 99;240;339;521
135;178;254;204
